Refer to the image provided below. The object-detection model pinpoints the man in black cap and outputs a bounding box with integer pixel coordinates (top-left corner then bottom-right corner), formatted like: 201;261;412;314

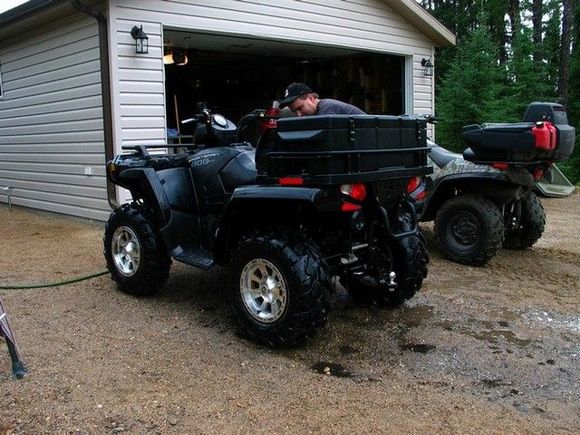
279;82;365;116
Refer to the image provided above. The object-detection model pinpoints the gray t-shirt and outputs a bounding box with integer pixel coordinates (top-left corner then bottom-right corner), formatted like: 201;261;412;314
317;98;366;115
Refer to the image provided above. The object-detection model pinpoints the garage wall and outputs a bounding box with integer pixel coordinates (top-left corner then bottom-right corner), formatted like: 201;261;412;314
109;0;435;150
0;13;109;220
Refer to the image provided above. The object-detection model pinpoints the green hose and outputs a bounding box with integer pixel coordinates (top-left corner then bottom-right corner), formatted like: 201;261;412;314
0;271;108;290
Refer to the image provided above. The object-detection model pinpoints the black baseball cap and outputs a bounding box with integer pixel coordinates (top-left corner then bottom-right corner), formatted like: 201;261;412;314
279;82;313;108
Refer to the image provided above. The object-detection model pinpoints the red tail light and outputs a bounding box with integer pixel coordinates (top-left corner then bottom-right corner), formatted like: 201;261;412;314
341;202;361;212
414;190;427;201
278;177;304;186
407;176;427;201
340;183;366;212
492;162;509;170
340;183;367;201
406;176;421;193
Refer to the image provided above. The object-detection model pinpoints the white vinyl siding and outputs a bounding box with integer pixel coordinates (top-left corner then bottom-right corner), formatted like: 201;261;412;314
109;0;435;150
0;13;108;220
0;0;444;220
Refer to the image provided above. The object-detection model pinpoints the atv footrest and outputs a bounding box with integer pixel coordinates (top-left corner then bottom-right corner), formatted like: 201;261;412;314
171;246;215;270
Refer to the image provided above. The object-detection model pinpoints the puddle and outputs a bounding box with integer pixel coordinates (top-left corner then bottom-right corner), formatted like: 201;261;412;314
465;330;533;348
399;305;434;328
495;308;522;323
311;362;353;378
524;310;580;333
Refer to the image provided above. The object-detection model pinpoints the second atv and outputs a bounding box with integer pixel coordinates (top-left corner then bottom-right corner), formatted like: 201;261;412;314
411;102;575;266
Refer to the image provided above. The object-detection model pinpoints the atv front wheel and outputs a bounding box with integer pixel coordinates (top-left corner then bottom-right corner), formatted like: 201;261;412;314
504;191;546;250
342;233;428;307
104;203;171;296
229;232;330;347
434;194;504;266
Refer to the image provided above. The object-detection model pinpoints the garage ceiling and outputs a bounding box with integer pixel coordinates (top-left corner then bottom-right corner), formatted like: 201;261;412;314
163;29;360;58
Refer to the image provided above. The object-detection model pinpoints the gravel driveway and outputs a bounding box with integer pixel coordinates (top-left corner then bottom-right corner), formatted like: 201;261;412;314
1;194;579;434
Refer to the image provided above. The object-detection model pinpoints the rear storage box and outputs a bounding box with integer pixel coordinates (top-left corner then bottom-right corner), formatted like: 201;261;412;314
256;115;432;185
462;102;575;163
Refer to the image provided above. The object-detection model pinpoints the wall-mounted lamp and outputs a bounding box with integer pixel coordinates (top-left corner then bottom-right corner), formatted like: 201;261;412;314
421;58;433;77
131;25;149;54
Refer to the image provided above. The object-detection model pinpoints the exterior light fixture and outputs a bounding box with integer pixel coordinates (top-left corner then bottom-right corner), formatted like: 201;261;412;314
130;25;149;54
421;58;433;77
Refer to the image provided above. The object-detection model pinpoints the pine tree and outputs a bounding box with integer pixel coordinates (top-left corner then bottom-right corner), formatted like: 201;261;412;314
558;0;574;106
436;25;506;150
559;0;580;184
543;0;563;90
501;26;555;120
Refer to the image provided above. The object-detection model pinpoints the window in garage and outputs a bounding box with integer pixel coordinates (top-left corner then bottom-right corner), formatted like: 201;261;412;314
163;31;405;137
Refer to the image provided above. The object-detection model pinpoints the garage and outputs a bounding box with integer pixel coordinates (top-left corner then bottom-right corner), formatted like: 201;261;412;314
163;29;405;132
0;0;455;220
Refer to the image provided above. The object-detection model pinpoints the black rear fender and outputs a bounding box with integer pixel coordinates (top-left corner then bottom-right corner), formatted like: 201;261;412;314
421;173;525;221
213;186;339;264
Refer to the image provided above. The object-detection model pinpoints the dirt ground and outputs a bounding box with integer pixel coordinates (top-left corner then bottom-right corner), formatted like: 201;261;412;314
0;194;579;434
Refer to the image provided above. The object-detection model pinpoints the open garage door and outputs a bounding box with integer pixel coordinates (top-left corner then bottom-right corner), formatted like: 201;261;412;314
163;30;405;136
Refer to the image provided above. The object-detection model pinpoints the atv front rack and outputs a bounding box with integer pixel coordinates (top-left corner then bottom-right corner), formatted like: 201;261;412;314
121;143;198;157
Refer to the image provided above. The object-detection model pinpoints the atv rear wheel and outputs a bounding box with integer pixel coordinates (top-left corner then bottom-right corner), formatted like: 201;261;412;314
434;194;504;266
504;191;546;250
342;233;428;307
229;232;330;347
104;203;171;296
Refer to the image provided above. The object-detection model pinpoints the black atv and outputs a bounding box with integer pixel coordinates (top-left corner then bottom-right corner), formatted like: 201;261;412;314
104;108;432;347
411;102;575;266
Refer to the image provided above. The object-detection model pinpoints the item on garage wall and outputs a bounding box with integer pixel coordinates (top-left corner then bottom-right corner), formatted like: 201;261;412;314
0;299;27;379
174;94;182;145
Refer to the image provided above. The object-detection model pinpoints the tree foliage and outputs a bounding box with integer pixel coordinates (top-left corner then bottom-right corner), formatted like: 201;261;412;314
420;0;579;184
436;26;506;150
559;0;580;183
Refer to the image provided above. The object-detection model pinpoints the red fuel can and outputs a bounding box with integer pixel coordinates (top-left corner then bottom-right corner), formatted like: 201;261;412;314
532;121;557;150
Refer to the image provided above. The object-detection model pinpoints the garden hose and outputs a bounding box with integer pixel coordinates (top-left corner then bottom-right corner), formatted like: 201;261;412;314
0;271;108;290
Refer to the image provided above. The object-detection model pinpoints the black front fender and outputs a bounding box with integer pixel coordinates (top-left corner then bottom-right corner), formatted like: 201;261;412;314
119;168;173;230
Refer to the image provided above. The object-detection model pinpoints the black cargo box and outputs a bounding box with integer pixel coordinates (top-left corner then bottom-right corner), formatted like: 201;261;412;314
462;102;575;164
256;115;432;185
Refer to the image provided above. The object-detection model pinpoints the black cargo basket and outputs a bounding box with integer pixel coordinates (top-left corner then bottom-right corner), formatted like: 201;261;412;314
462;102;575;164
256;115;432;185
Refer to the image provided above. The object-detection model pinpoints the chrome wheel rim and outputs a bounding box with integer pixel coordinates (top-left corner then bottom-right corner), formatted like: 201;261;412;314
111;226;141;277
240;258;287;323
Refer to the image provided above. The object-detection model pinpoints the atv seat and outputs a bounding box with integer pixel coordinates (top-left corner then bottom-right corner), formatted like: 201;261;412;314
428;145;462;168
